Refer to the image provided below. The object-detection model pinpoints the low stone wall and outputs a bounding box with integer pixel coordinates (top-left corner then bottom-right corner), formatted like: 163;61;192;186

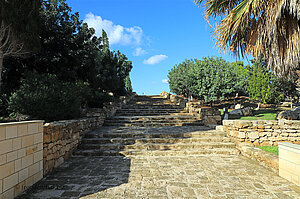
0;121;44;199
223;120;300;146
43;116;105;176
43;94;135;176
186;102;221;126
279;142;300;186
237;143;278;173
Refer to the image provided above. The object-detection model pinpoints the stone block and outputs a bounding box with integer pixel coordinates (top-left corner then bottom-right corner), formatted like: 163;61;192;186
18;168;28;183
5;126;17;139
14;159;22;172
0;187;14;199
248;132;259;141
0;155;6;166
26;145;38;156
0;127;5;141
28;162;40;177
21;154;34;169
3;173;18;192
17;149;25;159
43;134;51;143
22;135;34;148
0;140;12;155
33;170;43;184
17;124;28;137
6;151;18;162
12;138;21;151
34;133;43;145
38;123;43;133
34;151;43;163
28;124;38;135
238;132;246;139
24;176;34;189
234;121;252;128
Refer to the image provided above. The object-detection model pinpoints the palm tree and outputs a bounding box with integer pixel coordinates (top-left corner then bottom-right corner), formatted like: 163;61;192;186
194;0;300;79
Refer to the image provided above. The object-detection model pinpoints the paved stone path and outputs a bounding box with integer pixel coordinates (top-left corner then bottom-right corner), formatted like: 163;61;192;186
18;154;300;199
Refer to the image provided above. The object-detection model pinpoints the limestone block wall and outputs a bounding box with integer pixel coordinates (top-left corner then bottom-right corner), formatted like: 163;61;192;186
223;120;300;146
0;121;44;199
279;142;300;186
43;116;105;175
185;102;222;126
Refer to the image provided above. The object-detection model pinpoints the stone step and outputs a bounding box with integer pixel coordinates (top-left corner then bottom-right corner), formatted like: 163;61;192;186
115;113;188;116
74;148;240;156
78;142;236;151
85;130;227;139
81;137;232;145
216;125;224;131
122;105;182;109
103;122;204;127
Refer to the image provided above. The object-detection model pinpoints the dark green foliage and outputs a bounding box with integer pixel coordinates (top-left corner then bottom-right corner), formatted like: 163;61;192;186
248;58;284;104
8;72;88;121
168;57;247;102
125;76;133;93
0;0;41;52
1;0;133;119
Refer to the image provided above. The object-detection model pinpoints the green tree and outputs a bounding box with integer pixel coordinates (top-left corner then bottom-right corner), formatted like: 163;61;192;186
248;58;283;105
168;57;247;102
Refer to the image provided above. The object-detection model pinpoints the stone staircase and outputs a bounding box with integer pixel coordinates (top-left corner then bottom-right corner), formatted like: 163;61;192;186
74;95;239;156
105;95;203;127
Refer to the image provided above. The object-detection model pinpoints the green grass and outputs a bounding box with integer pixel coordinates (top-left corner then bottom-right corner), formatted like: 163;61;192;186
257;146;278;155
219;108;278;120
239;112;277;120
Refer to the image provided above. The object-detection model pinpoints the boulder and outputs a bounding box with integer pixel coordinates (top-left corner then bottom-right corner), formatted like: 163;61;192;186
277;107;300;120
235;104;244;109
229;109;243;116
241;107;254;116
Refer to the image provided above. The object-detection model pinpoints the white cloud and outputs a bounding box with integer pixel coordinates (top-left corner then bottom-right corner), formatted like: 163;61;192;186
162;79;168;84
133;47;147;56
143;55;168;65
84;13;143;46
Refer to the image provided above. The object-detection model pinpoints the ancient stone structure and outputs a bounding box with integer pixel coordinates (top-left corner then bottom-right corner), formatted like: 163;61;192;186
42;94;135;175
43;117;105;175
0;121;44;199
223;120;300;146
185;102;222;126
75;95;238;156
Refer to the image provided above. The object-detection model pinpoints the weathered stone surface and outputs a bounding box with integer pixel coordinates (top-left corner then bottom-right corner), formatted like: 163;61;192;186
229;109;243;116
223;120;300;146
17;155;300;199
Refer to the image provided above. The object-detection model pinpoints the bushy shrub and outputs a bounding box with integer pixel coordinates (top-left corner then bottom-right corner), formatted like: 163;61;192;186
9;72;89;121
168;57;248;102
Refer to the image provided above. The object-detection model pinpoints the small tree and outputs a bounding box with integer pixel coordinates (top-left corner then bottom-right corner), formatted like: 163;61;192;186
248;58;283;107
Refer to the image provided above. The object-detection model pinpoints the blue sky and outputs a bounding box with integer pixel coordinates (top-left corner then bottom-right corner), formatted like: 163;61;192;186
67;0;249;95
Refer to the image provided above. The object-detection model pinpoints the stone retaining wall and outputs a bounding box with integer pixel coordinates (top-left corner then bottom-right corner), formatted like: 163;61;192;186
0;121;44;199
237;143;278;173
186;102;222;126
43;94;135;176
43;115;106;176
223;120;300;146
